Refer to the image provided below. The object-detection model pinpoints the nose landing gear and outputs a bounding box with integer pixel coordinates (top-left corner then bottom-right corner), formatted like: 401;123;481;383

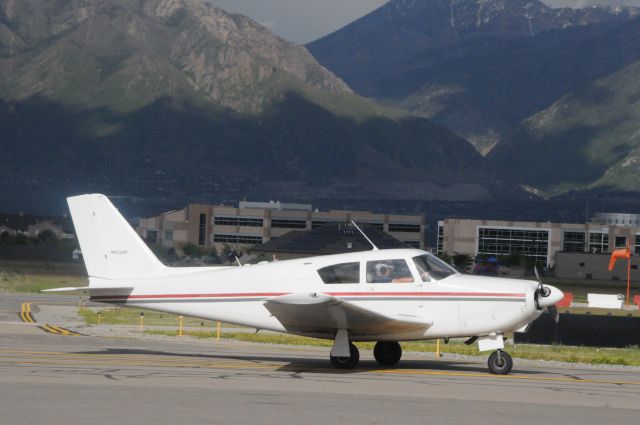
487;350;513;375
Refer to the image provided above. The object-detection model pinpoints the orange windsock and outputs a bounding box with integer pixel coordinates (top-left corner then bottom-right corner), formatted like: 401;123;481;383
608;243;631;271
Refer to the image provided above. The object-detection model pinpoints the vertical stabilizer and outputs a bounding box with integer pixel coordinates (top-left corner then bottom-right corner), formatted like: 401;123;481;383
68;194;166;280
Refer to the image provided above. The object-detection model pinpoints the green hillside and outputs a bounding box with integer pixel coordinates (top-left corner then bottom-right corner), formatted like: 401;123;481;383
490;60;640;194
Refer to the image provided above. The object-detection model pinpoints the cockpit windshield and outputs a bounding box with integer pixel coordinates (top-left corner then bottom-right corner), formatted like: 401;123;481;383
412;253;457;282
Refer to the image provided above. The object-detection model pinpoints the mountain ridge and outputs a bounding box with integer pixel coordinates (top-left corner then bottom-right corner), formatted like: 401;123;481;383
307;0;640;154
0;0;509;209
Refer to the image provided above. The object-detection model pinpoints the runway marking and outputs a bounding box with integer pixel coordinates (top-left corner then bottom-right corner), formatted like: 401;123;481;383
38;324;81;336
18;303;35;323
17;302;81;336
0;349;639;386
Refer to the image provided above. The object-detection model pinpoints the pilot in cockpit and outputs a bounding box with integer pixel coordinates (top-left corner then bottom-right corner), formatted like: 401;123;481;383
373;263;393;283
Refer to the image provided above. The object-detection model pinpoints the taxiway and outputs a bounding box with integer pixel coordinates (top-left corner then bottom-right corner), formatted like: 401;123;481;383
1;294;639;425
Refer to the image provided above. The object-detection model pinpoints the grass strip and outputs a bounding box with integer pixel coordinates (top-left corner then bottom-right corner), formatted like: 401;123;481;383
144;329;640;367
0;270;87;293
79;308;218;327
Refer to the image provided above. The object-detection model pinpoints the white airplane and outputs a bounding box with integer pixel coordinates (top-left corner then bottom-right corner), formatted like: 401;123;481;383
48;194;564;374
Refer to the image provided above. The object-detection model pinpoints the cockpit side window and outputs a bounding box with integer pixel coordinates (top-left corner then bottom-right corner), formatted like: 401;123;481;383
366;259;414;283
412;254;456;282
317;262;360;284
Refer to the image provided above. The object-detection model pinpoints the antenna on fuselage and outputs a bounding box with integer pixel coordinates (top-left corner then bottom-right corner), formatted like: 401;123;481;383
350;220;379;251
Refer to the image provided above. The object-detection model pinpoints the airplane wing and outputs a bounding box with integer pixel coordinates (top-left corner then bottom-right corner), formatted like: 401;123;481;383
263;293;432;336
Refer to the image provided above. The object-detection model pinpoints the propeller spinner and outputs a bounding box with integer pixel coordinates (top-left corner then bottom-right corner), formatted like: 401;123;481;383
533;267;563;323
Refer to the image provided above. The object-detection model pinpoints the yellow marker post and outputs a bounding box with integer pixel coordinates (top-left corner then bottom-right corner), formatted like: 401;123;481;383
139;312;144;332
97;312;102;325
216;321;221;341
179;316;184;336
436;339;442;358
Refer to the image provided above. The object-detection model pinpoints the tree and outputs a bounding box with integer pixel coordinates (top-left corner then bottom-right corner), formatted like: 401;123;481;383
182;243;207;257
14;233;29;245
36;229;57;243
452;253;473;269
436;252;453;265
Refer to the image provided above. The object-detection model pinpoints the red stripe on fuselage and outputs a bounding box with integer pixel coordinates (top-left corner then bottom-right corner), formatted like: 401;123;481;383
90;291;526;301
326;292;525;297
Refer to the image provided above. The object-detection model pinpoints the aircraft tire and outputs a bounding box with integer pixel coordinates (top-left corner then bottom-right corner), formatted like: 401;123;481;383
330;342;359;369
487;350;513;375
373;341;402;367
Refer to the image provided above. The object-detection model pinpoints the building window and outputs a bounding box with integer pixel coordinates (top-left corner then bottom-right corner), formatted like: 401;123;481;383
437;225;444;255
615;236;627;249
389;223;421;233
271;219;306;229
588;232;608;253
361;222;384;231
214;216;263;227
477;227;549;265
317;262;360;284
164;230;173;241
635;235;640;254
198;214;206;246
311;220;327;229
562;231;585;253
213;234;263;244
146;230;158;244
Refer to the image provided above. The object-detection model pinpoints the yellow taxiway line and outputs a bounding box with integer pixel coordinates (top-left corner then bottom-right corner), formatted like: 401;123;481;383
18;302;80;336
38;324;81;336
19;303;35;323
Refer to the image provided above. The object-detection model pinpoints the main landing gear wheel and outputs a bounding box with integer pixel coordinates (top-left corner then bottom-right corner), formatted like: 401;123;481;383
330;342;360;369
487;350;513;375
373;341;402;367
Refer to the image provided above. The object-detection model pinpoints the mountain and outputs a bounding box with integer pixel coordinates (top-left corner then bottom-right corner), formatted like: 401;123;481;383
308;0;638;94
0;0;504;212
307;0;640;153
0;0;351;112
489;60;640;194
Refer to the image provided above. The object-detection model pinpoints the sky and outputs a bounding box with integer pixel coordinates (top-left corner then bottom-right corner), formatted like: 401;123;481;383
210;0;387;43
210;0;640;44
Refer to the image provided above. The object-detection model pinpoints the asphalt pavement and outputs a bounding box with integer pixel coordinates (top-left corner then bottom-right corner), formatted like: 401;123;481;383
1;292;639;425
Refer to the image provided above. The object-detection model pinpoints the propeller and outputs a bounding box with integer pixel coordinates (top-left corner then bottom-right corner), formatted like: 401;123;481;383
548;304;560;324
533;266;560;323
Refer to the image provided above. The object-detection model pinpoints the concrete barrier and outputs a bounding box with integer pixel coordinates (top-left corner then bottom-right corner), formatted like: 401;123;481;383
588;293;623;309
515;313;640;348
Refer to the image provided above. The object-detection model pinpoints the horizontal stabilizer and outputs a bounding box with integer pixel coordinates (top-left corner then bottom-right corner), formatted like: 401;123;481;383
42;286;133;293
264;293;432;336
42;287;90;292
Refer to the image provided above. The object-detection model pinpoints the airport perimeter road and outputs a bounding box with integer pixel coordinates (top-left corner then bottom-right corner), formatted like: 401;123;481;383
1;298;640;425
